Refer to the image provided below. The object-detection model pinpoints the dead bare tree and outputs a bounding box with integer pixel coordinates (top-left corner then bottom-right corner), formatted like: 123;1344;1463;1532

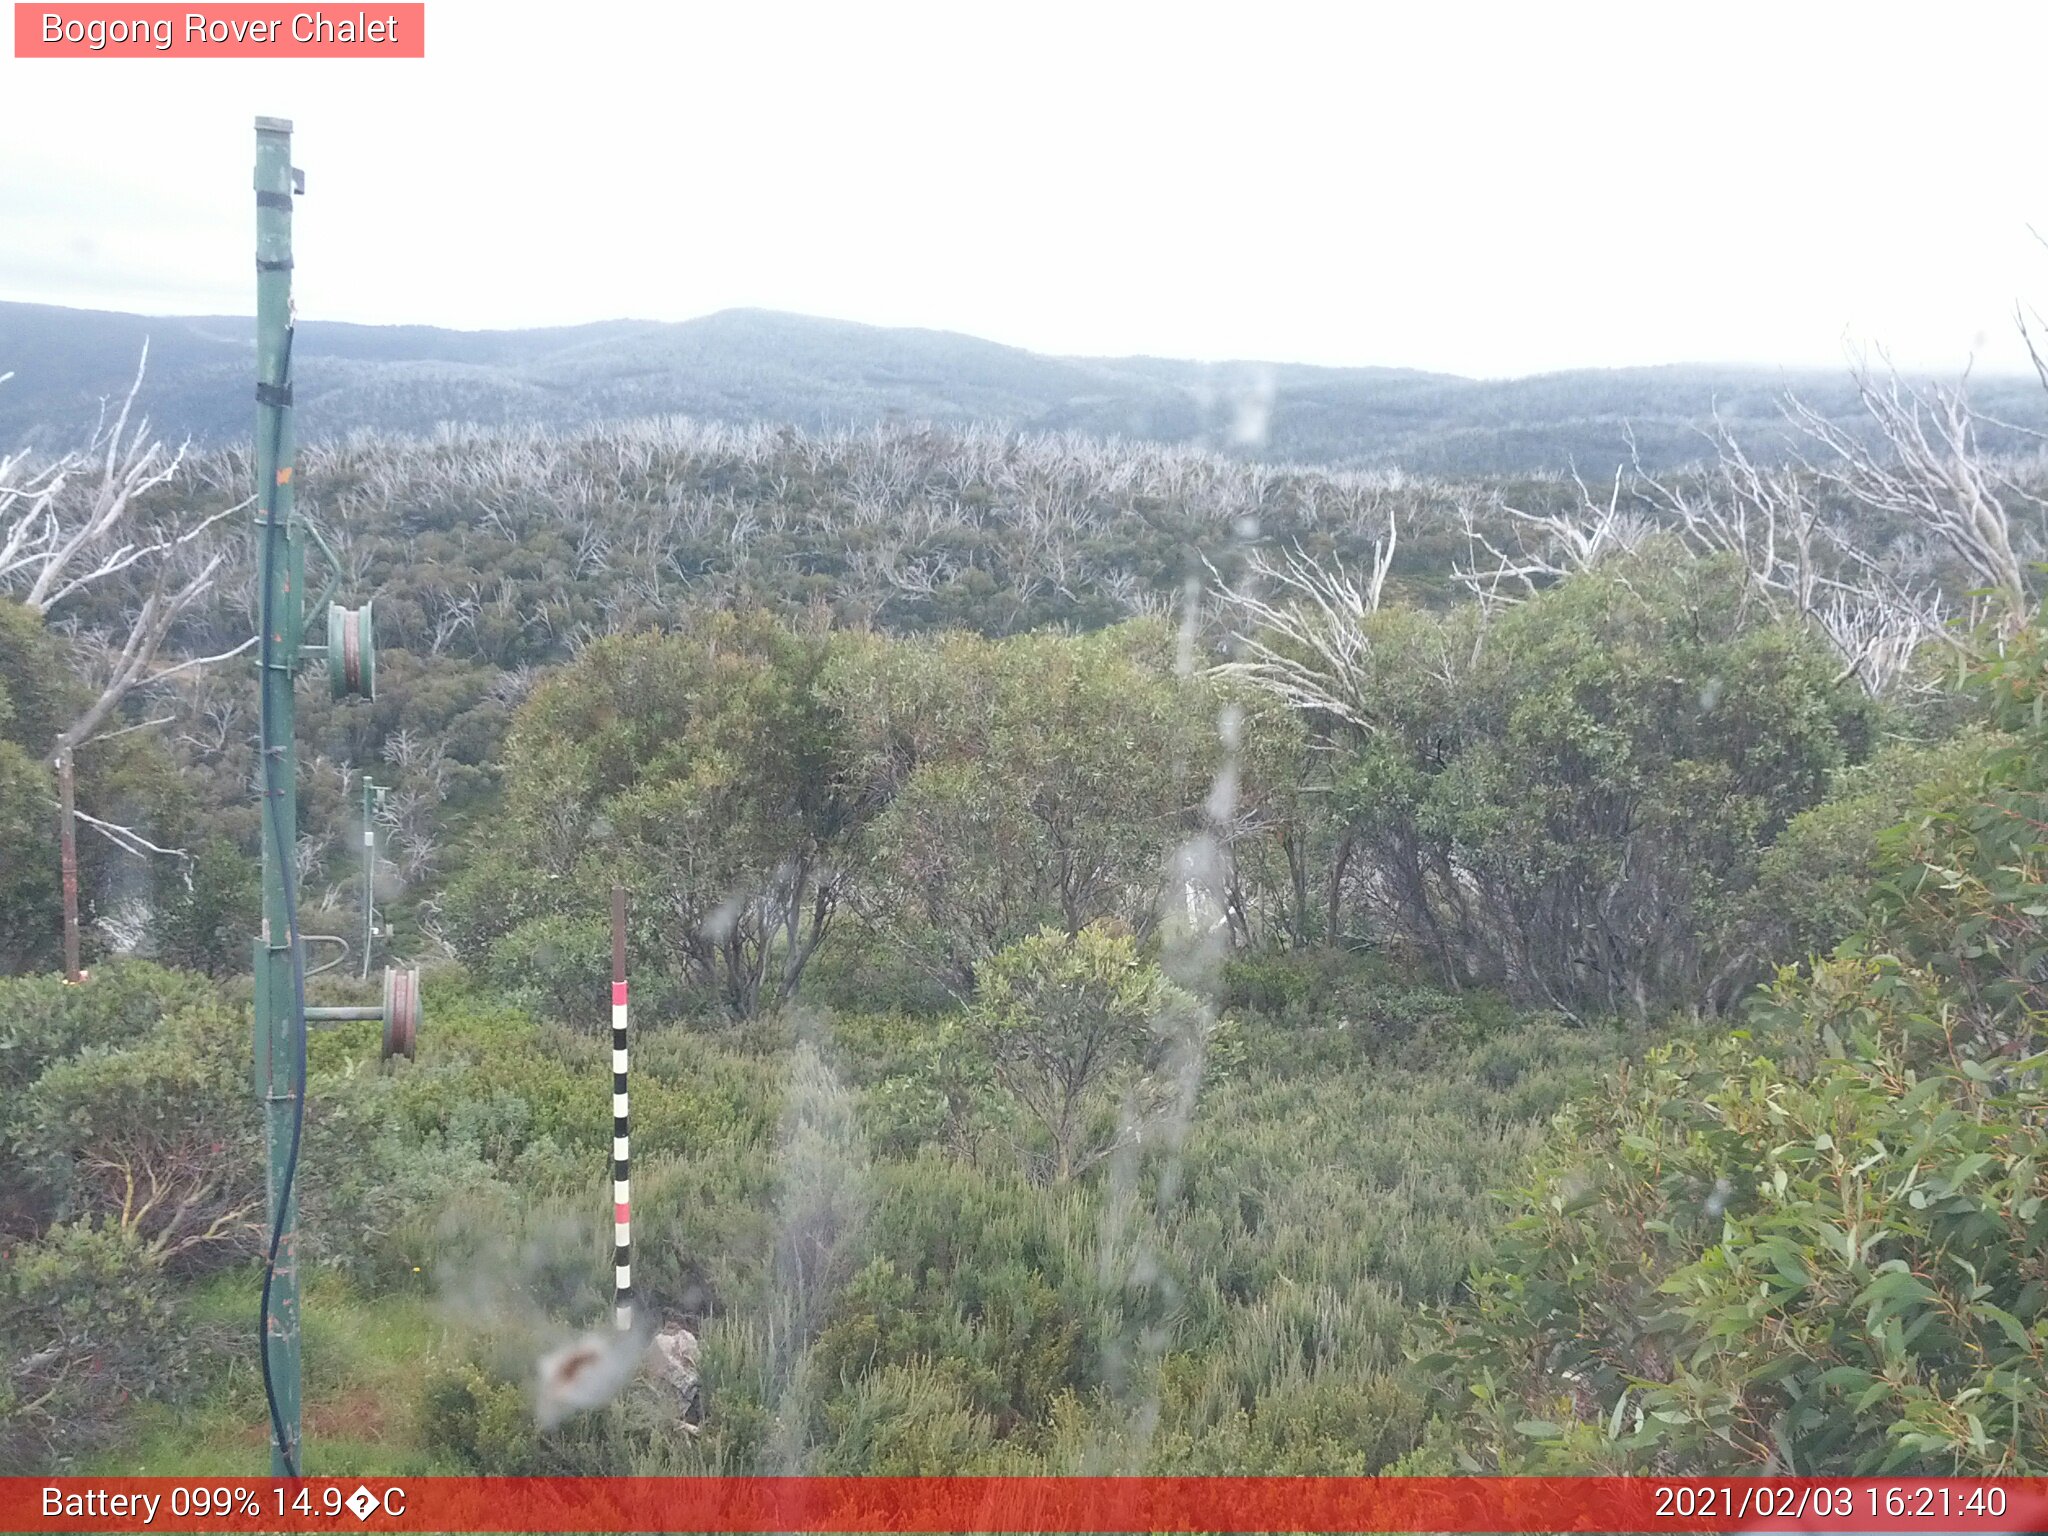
0;348;251;978
1451;466;1654;616
178;694;244;756
1787;358;2037;632
379;730;450;887
486;664;539;708
1625;355;2035;695
1628;418;1943;693
1208;512;1399;730
428;581;482;655
1814;585;1944;698
1632;421;1829;617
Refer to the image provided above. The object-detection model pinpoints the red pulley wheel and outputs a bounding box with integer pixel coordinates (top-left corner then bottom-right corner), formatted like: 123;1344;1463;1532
328;602;376;700
381;965;419;1060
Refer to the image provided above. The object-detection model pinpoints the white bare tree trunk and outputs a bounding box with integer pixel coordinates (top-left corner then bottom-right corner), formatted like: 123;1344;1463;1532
1;347;253;972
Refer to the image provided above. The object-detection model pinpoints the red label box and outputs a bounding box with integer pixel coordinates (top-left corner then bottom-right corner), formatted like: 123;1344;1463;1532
8;1477;2048;1534
14;3;425;56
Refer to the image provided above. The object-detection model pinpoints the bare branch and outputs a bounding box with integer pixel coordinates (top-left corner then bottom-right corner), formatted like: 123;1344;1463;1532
148;633;259;683
1450;466;1652;610
70;806;193;867
1788;355;2033;628
1631;404;1955;697
77;714;177;749
1208;513;1398;729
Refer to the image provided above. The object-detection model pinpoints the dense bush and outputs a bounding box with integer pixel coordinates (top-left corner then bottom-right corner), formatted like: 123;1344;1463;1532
1416;958;2048;1474
963;925;1211;1185
808;1156;1101;1432
1220;947;1519;1046
0;966;254;1468
365;946;1611;1478
1280;552;1879;1015
302;984;784;1290
149;839;259;978
448;615;1236;1023
1736;731;2002;973
1414;624;2048;1474
444;613;859;1022
16;1000;259;1268
0;963;226;1233
15;406;2040;1480
0;1219;197;1470
825;624;1221;991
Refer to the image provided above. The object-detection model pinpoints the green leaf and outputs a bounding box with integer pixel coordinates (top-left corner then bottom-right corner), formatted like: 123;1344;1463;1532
1971;1302;2031;1351
1606;1392;1630;1442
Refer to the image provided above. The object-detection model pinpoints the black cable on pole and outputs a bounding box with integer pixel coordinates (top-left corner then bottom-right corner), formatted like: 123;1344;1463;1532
256;321;306;1479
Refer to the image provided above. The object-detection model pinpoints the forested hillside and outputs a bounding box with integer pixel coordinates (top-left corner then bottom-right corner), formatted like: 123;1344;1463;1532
4;350;2047;1477
9;299;2047;474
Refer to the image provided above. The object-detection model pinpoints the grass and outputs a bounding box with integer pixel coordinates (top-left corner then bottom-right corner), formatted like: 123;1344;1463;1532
58;960;1642;1476
80;1268;466;1476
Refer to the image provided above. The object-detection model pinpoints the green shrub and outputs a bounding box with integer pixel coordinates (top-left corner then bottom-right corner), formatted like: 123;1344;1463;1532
12;993;259;1269
1221;947;1520;1054
1146;1355;1429;1474
811;1361;1000;1473
1219;949;1322;1017
0;739;62;978
0;962;219;1111
1741;730;2001;971
1;1219;194;1470
1418;628;2048;1474
485;913;616;1034
806;1155;1102;1432
418;1360;550;1473
1283;553;1877;1016
303;988;786;1289
0;963;223;1230
800;936;962;1019
621;1146;777;1322
966;924;1211;1184
1420;956;2048;1474
150;839;259;978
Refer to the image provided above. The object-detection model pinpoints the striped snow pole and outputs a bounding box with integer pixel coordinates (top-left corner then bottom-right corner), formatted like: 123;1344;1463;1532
611;884;633;1332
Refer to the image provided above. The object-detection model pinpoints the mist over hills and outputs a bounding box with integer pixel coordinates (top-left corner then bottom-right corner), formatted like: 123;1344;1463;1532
3;300;2041;475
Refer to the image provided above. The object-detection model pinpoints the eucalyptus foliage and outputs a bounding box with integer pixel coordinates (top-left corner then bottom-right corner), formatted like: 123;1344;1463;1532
1415;623;2048;1474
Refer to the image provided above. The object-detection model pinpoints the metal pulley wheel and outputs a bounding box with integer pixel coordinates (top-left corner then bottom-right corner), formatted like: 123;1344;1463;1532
381;964;420;1060
328;600;376;700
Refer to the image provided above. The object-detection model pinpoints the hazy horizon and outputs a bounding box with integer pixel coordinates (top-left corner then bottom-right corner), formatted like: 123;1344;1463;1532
5;2;2047;379
12;295;2043;387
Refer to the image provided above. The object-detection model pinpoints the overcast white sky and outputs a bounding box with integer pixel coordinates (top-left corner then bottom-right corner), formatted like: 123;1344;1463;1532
2;1;2044;378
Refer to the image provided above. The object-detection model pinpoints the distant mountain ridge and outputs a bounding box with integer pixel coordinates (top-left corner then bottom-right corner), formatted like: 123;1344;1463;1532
2;300;2040;476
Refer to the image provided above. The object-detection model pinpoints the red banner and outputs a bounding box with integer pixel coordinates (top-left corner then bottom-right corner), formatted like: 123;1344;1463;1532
13;4;425;57
7;1477;2048;1533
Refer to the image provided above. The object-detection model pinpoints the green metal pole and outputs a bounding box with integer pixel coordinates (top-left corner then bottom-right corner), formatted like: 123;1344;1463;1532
360;777;378;979
252;114;303;1478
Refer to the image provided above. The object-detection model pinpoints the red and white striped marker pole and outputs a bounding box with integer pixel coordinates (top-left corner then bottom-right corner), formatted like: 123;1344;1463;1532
610;884;633;1333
